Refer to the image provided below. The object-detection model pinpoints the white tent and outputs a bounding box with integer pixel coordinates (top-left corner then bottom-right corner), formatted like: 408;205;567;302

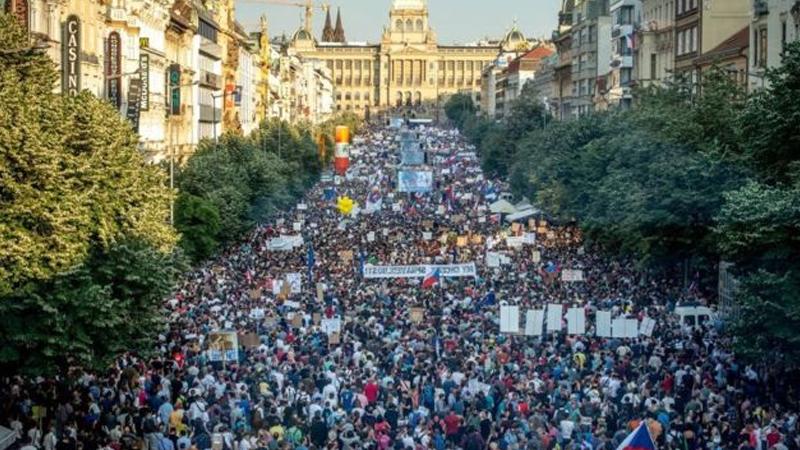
488;199;517;214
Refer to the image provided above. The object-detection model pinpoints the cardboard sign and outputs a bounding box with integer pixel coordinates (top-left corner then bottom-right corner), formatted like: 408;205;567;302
249;288;262;300
471;235;483;245
313;313;322;325
291;314;303;328
528;219;536;230
511;223;521;234
423;220;434;229
339;250;353;261
328;332;340;345
457;236;468;247
239;332;260;349
410;307;424;324
316;283;324;303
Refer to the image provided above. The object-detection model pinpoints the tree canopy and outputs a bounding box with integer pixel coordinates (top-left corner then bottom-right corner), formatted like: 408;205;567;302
0;13;180;374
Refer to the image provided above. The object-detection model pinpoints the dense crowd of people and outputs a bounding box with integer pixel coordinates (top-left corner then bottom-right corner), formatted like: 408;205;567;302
2;125;799;450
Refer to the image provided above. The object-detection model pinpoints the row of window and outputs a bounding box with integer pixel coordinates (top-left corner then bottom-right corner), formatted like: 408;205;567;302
394;18;424;33
676;26;697;56
643;1;674;27
676;0;697;16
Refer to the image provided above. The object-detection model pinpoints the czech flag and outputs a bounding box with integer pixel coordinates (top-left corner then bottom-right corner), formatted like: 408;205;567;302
421;267;441;289
616;422;656;450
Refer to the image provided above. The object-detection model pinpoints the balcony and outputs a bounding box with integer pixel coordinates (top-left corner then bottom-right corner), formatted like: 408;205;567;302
753;0;768;16
107;6;126;22
199;70;221;89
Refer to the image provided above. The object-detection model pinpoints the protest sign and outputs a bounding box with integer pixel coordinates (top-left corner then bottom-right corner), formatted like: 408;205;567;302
285;273;302;294
486;252;501;268
511;223;521;234
328;332;340;345
313;313;322;325
506;236;524;249
207;331;238;362
321;317;342;335
500;306;520;334
567;308;586;335
238;332;260;349
523;233;536;245
316;283;324;303
423;232;432;240
546;304;563;332
297;203;307;210
524;309;544;336
457;236;468;247
367;231;375;242
410;307;424;324
532;250;541;263
561;269;584;282
640;317;656;337
363;263;477;279
293;222;302;232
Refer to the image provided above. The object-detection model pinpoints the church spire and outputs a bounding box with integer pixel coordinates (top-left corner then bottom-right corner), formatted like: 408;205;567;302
333;7;346;43
321;8;335;42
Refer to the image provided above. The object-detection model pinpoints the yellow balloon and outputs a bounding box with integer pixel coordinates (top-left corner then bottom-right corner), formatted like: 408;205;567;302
337;196;354;215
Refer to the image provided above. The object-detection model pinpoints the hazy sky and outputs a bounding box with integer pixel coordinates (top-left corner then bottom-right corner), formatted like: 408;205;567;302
235;0;562;44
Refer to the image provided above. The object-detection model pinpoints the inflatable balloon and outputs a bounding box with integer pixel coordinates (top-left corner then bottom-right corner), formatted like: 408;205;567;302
337;196;354;215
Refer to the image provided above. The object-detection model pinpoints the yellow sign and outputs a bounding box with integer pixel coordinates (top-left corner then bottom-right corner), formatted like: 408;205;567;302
337;196;354;215
139;37;150;48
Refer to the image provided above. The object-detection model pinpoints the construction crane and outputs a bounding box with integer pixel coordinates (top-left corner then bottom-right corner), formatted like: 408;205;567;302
237;0;330;36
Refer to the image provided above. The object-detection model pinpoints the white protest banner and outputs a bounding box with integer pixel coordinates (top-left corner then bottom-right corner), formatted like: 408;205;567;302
279;273;302;294
206;331;238;362
297;203;308;210
249;308;265;319
596;311;612;337
561;269;585;282
293;222;302;232
267;237;292;251
283;300;301;309
567;307;586;335
423;231;433;240
367;231;375;242
382;228;389;237
486;252;501;268
524;309;545;336
532;250;541;263
284;235;304;248
612;318;627;338
363;263;477;279
499;254;512;266
640;317;656;337
523;233;536;245
500;305;520;334
546;304;563;332
625;319;639;338
321;317;342;335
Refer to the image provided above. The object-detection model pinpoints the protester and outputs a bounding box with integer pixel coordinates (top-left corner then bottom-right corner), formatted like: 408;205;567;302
2;124;799;450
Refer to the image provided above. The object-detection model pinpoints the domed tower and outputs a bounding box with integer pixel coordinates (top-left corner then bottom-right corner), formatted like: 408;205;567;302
501;21;530;53
384;0;434;45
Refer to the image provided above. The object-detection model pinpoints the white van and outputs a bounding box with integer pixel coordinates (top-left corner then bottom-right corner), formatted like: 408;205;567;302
674;305;716;331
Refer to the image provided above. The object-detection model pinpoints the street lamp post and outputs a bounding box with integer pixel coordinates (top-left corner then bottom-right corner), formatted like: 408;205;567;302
167;80;200;225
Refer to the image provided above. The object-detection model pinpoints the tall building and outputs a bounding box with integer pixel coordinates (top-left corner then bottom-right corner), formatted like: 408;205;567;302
635;0;675;87
288;0;523;118
553;0;576;119
674;0;750;83
604;0;641;109
570;0;612;117
749;0;800;90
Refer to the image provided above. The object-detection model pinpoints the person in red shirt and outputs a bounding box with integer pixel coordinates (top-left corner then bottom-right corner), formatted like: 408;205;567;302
444;411;462;444
364;379;379;404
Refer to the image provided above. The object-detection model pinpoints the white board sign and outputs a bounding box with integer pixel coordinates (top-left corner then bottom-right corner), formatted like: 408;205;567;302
506;236;524;249
524;309;544;336
486;252;501;268
523;233;536;245
640;317;656;337
561;269;584;282
531;250;541;263
297;203;308;210
293;222;302;232
500;306;520;334
321;317;342;335
367;231;375;242
546;304;562;332
566;307;586;335
596;311;612;338
285;273;302;294
423;231;432;240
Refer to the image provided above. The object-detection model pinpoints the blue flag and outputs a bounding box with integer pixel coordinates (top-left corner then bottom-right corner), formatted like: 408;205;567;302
306;245;315;281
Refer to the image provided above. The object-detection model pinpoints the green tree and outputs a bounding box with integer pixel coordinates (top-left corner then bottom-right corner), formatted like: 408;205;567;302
444;93;477;128
175;194;222;261
0;12;180;373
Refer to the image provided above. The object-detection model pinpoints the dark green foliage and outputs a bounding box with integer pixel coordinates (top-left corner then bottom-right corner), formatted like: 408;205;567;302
175;194;222;261
444;92;477;129
0;13;181;374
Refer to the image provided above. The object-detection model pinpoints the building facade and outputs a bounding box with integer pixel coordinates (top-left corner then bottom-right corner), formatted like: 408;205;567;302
553;0;576;120
604;0;641;110
749;0;800;89
570;0;612;117
288;0;521;118
635;0;675;87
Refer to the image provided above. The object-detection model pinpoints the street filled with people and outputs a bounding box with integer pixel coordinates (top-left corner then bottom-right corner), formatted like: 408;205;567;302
2;124;799;450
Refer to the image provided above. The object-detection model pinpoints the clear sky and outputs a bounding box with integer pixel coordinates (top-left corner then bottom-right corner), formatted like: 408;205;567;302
235;0;562;44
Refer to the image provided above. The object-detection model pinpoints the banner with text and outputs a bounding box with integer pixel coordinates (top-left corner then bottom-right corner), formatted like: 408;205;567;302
363;263;477;279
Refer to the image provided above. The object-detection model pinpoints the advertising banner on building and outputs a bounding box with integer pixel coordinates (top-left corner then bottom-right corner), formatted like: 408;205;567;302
125;78;142;132
363;263;476;279
139;53;150;111
106;31;121;108
397;170;433;193
62;15;81;96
